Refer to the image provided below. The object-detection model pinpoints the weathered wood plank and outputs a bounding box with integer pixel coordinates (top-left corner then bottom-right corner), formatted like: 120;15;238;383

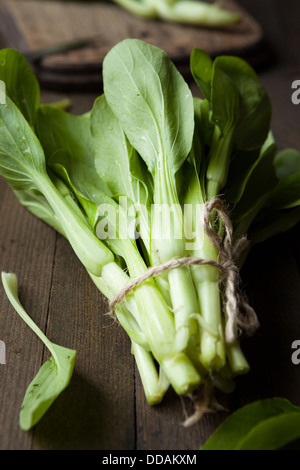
0;182;57;450
135;371;237;450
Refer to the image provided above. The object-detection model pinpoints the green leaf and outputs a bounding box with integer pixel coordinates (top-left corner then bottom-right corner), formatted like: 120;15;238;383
192;51;272;198
190;49;213;100
0;49;40;127
201;398;300;450
211;55;271;150
91;94;152;202
232;145;300;240
19;343;76;431
37;103;150;275
103;38;194;177
248;206;300;245
191;50;272;150
265;172;300;210
37;104;108;194
1;272;76;431
90;94;152;250
0;95;46;190
225;132;276;204
273;148;300;180
0;97;113;275
232;140;278;227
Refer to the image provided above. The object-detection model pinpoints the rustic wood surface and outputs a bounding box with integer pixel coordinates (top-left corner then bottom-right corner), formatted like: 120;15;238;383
0;0;300;450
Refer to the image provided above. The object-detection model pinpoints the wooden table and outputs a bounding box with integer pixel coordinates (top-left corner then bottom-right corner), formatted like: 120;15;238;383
0;0;300;450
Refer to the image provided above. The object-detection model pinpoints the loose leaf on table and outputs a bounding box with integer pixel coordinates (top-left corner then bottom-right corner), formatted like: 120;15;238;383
201;398;300;450
1;272;76;431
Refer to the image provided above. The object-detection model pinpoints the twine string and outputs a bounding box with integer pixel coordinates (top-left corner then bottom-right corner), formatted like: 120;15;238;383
108;198;259;344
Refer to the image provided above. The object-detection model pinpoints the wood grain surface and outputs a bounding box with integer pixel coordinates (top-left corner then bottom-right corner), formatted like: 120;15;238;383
0;0;300;451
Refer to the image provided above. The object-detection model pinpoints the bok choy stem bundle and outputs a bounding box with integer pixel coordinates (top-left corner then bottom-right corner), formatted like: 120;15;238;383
0;40;300;429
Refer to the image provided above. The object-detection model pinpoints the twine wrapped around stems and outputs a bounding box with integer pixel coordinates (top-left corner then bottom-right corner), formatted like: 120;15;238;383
108;198;259;344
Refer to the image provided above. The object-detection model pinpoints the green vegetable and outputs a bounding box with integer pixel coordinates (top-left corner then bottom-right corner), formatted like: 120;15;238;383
191;48;272;199
0;41;299;432
201;398;300;450
112;0;240;26
0;95;113;276
1;272;76;431
103;38;201;357
0;49;40;127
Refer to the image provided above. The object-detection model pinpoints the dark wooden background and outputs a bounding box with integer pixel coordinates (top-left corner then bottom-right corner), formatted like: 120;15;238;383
0;0;300;450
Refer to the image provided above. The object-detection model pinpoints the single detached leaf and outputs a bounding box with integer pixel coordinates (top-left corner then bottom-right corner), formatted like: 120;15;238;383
103;38;194;177
19;343;76;431
1;272;76;431
201;398;300;450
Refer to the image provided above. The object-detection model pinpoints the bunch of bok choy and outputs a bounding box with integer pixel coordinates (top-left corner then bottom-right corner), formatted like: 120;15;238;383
0;39;299;430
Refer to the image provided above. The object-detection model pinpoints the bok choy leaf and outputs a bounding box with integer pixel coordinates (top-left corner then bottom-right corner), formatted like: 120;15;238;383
1;272;76;431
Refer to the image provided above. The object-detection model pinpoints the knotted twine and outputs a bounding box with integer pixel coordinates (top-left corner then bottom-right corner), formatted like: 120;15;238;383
107;198;259;344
